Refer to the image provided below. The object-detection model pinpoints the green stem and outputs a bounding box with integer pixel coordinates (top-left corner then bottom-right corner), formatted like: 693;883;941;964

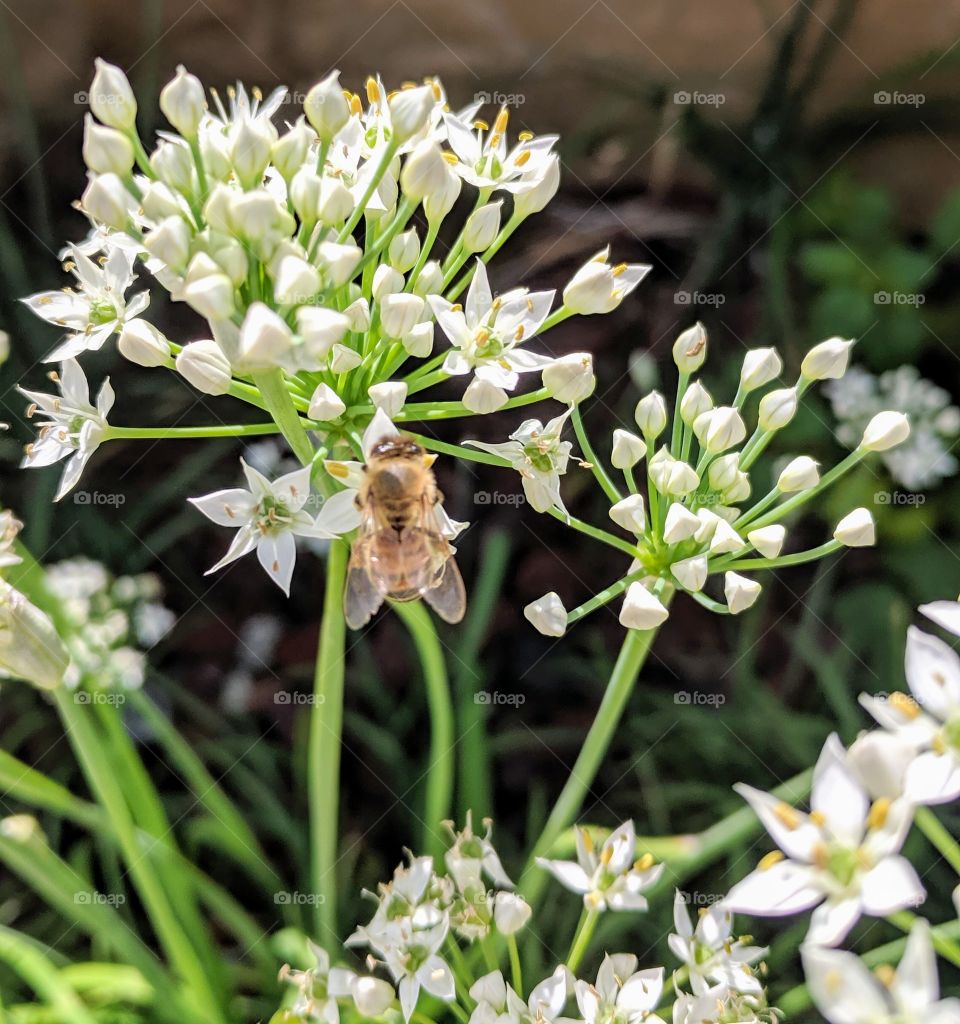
716;540;842;573
507;935;523;994
519;616;666;909
889;910;960;967
916;806;960;875
572;406;622;504
107;423;281;440
548;509;641;561
251;369;315;464
565;567;650;626
0;926;98;1024
565;908;599;974
393;600;455;858
337;140;399;243
311;538;350;945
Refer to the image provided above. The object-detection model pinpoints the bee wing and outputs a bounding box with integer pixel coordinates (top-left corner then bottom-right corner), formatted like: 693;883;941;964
421;554;467;624
343;507;389;630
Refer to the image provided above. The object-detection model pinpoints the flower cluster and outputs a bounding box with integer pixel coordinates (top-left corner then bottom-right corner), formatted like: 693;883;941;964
827;364;960;490
520;328;912;637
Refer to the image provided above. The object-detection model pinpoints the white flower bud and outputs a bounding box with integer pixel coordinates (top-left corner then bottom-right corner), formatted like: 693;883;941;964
372;264;404;301
524;592;567;637
315;242;361;287
463;377;508;414
388;85;436;142
183;273;235;320
237;302;293;372
290;168;322;221
144;216;192;273
860;411;910;452
388;230;421;272
758;386;798;430
424;171;462;224
648;449;699;496
701;406;746;453
494;892;532;935
229;117;274;189
542;353;595;404
200;130;231;181
672;322;707;372
801;336;854;380
635;391;668;439
463;201;502;253
89;59;137;132
159;65;206;137
273;255;321;306
402;321;434;358
0;581;69;689
512;155;560;219
151;140;194;192
142;181;185;221
380;293;424;338
671;554;707;592
82;115;134;175
847;730;914;800
212;237;248;286
707;453;740;493
400;141;450;201
777;455;819;492
351;977;395;1018
296;307;350;360
176;340;232;395
740;347;782;391
81;174;131;230
184;252;221;282
308;383;346;421
663;503;700;544
693;508;720;545
329;344;362;373
369;381;407;417
747;524;785;559
680;380;713;425
724;572;761;614
304;71;350;142
231;190;292;241
272;119;312;180
611;429;645;469
118;319;170;367
201;184;234;232
619;583;670;630
343;297;371;332
609;494;646;534
834;507;875;547
317;177;354;225
709;519;744;555
413;260;444;297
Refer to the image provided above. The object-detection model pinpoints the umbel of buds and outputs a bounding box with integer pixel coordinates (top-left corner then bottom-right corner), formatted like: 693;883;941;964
524;325;911;636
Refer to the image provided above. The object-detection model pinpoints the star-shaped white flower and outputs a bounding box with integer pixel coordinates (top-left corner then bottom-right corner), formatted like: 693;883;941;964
724;734;924;947
189;459;336;595
669;892;766;995
469;967;569;1024
861;618;960;804
802;920;960;1024
536;820;664;912
23;245;148;361
574;954;664;1024
19;358;114;500
444;811;514;893
466;408;574;514
279;941;358;1024
429;261;555;413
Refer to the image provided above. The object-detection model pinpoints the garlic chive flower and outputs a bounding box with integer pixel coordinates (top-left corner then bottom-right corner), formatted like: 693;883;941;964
574;955;664;1024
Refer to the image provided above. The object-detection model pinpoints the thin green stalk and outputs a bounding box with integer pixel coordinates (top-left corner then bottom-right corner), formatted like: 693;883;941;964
252;369;316;465
716;540;842;573
519;614;667;909
747;449;866;530
565;908;599;973
565;567;650;626
916;806;960;875
311;538;350;945
394;600;455;858
107;423;280;440
507;935;523;994
337;140;399;242
0;926;98;1024
670;371;690;457
889;910;960;967
572;406;622;504
547;510;641;561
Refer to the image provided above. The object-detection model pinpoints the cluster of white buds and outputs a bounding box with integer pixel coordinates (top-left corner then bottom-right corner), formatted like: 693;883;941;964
523;326;911;636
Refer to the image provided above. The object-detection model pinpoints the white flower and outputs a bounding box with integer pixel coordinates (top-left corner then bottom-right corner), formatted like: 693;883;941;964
308;383;346;422
575;955;664;1024
834;508;875;547
368;381;408;417
444;812;514;892
620;583;670;630
635;391;668;439
648;448;699;496
0;580;69;690
802;921;960;1024
663;504;700;544
176;340;232;395
466;410;574;514
469;967;569;1024
89;59;137;131
697;406;746;454
670;893;766;995
542;352;595;404
23;245;148;361
672;322;707;372
609;494;646;534
801;337;854;380
493;892;532;935
920;599;960;637
611;430;645;470
740;347;782;391
82;115;134;175
724;572;760;613
536;821;664;912
563;247;651;314
236;302;294;372
724;734;924;947
671;554;707;592
118;318;170;367
777;456;820;492
680;381;713;424
430;261;555;404
82;173;136;229
159;65;206;137
20;359;113;500
512;154;561;218
304;70;351;142
861;411;911;452
758;386;798;430
524;593;567;637
279;941;358;1024
747;525;785;559
189;460;335;595
463;200;503;252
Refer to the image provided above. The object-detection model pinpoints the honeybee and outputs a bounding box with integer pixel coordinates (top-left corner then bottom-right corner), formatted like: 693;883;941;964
344;434;467;630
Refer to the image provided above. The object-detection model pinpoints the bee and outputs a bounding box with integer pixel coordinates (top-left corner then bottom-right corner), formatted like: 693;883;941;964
344;433;467;630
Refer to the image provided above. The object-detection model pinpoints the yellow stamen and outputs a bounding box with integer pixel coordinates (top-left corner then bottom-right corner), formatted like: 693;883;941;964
867;797;891;830
493;108;509;135
518;130;534;141
514;325;525;341
600;845;613;866
810;810;827;827
401;80;418;90
634;853;655;871
325;461;350;480
889;692;921;720
442;151;459;165
758;850;784;871
773;802;801;830
875;965;896;988
473;119;489;132
515;149;532;167
580;828;594;854
612;262;628;277
349;93;363;116
366;77;380;105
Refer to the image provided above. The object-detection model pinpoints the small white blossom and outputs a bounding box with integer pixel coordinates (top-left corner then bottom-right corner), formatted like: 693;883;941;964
524;593;567;637
563;247;651;315
574;955;664;1024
